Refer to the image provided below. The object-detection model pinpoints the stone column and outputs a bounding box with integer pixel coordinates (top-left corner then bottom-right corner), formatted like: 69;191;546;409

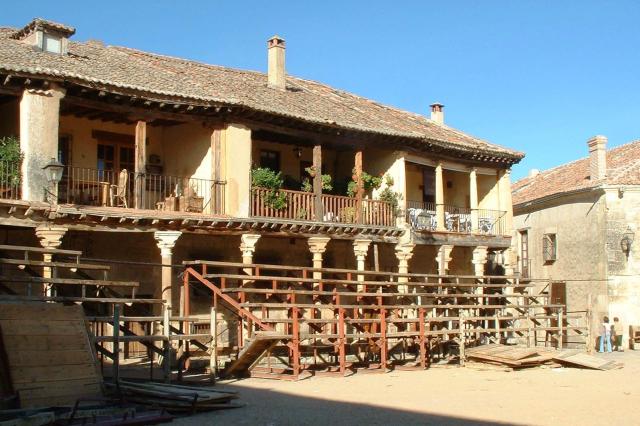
35;225;67;297
498;169;513;234
435;162;445;231
436;244;454;276
240;233;261;266
307;236;330;281
154;231;182;311
353;239;371;291
395;243;415;293
472;246;489;277
469;168;479;232
20;85;65;201
223;124;252;218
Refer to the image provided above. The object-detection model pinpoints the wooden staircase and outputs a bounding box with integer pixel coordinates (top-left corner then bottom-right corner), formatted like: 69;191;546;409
224;332;284;377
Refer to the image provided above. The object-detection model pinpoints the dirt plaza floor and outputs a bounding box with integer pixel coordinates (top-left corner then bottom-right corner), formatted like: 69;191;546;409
173;350;640;426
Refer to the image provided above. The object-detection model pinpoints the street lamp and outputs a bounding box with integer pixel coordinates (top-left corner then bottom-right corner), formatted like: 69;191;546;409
42;157;64;204
621;227;635;257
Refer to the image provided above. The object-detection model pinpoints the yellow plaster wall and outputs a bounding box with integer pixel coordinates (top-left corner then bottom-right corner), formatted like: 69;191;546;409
405;163;424;203
443;169;469;208
478;173;500;210
58;115;163;169
162;123;212;179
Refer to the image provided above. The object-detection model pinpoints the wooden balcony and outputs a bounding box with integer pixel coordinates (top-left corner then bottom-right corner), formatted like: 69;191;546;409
0;160;21;201
406;200;507;236
58;166;226;215
251;187;395;227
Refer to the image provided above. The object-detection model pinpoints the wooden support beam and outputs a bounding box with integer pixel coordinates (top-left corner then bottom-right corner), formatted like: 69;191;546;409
134;121;147;209
312;145;323;221
355;150;363;224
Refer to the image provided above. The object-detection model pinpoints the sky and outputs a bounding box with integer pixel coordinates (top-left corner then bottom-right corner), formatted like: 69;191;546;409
3;1;639;180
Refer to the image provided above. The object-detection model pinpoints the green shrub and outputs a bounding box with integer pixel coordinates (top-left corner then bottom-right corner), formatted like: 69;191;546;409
251;167;288;210
0;136;22;186
347;170;383;197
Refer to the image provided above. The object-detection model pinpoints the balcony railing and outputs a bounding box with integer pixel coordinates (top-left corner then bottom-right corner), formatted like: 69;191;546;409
251;187;395;227
406;200;507;235
0;160;21;201
59;166;225;215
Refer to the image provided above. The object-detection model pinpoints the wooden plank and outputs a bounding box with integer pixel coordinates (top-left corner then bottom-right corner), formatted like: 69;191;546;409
0;303;85;321
9;349;94;367
10;363;99;385
0;276;138;287
0;244;82;256
15;379;101;399
312;144;323;221
552;352;622;370
0;258;110;271
1;334;89;351
0;320;86;336
134;120;147;210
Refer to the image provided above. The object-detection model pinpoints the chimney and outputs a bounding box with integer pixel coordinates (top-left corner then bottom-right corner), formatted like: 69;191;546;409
587;135;607;181
12;18;75;55
430;103;444;124
267;35;286;90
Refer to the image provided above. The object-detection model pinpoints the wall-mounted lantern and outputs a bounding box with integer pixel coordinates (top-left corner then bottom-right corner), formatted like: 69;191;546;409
621;227;635;257
42;157;64;204
293;146;303;158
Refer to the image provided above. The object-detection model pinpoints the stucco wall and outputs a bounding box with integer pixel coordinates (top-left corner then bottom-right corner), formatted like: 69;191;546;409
513;191;608;316
443;169;469;208
478;173;500;210
604;188;640;327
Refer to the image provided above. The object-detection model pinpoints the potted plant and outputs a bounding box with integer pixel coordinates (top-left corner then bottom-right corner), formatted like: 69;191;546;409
301;166;333;193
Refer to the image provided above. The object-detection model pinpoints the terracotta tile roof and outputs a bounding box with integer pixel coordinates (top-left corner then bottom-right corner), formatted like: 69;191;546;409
0;22;523;162
11;18;76;40
512;140;640;206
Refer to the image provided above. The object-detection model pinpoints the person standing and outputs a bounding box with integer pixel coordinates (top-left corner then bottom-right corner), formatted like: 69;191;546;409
599;316;612;353
612;317;624;352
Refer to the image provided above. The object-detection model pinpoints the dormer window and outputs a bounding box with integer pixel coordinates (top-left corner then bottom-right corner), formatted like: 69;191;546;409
12;18;75;55
43;33;62;54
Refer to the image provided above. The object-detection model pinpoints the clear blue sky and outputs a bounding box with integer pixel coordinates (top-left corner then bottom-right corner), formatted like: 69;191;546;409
4;1;640;180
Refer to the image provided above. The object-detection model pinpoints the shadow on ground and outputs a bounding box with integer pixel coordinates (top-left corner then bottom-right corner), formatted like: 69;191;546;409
170;379;520;426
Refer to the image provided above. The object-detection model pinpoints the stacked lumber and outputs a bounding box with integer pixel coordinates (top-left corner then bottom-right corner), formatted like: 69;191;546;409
108;380;241;413
465;344;623;370
0;303;102;408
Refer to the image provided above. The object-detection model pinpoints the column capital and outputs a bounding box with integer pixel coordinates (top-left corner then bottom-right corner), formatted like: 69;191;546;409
437;244;454;275
472;245;489;276
154;231;182;257
35;225;67;249
352;239;372;258
240;233;261;257
395;242;415;261
307;236;330;254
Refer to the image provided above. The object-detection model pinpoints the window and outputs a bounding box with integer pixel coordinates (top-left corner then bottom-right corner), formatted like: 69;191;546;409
260;150;280;172
43;34;62;54
520;230;529;277
542;233;557;262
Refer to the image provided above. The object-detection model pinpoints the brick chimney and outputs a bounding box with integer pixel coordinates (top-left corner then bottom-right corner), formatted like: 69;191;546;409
587;135;607;181
267;35;286;90
430;103;444;124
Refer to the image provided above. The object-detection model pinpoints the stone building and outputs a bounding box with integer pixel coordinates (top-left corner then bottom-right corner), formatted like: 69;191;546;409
0;18;524;314
512;136;640;337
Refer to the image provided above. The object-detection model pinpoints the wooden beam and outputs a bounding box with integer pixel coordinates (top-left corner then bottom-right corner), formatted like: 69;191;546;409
355;150;363;224
134;121;146;209
313;145;323;221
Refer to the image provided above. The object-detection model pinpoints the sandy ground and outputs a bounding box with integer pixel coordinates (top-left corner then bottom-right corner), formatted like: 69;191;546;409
172;350;640;426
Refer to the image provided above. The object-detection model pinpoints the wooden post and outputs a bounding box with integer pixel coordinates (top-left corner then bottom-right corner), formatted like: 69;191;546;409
459;315;465;366
355;150;363;224
419;308;426;369
313;145;323;221
113;304;120;386
210;305;217;383
557;309;563;350
435;162;445;231
338;307;346;375
134;120;147;209
586;293;594;354
380;308;387;372
211;127;223;215
163;304;171;383
495;314;500;344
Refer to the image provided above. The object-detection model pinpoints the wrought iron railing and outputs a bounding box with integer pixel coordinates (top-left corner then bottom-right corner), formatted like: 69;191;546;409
406;201;507;236
0;160;21;200
251;188;395;227
59;166;226;215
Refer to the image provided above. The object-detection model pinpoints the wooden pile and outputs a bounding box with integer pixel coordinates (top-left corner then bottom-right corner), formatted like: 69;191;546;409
108;380;241;413
465;344;623;370
0;303;102;408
